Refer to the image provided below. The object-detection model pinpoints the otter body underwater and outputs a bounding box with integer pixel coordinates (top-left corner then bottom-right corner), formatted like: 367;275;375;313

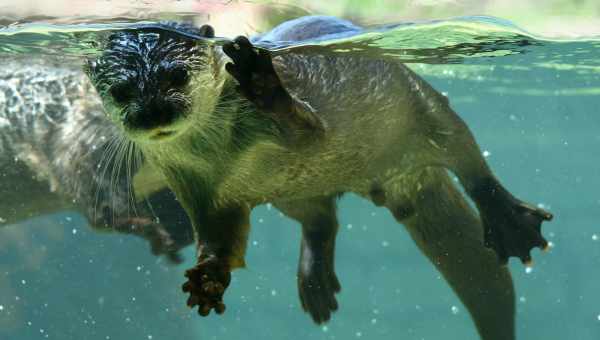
86;16;552;339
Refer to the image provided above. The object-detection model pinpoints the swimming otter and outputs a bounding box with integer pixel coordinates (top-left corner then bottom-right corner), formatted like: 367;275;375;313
0;58;193;262
86;16;552;338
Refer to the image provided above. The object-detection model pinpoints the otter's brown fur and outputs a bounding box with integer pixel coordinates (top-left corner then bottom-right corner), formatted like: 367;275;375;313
87;16;552;339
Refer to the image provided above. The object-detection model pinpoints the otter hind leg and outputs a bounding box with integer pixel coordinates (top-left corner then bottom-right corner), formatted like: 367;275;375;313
274;196;341;324
469;178;553;265
376;168;516;340
415;104;552;264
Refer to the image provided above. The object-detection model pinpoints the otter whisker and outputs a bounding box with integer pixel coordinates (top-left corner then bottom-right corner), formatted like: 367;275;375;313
125;139;138;219
106;135;128;226
109;133;130;224
93;133;122;226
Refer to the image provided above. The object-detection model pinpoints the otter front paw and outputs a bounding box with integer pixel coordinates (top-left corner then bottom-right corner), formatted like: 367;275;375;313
477;184;553;264
223;36;327;137
222;36;290;114
298;263;341;324
113;217;183;264
182;256;231;316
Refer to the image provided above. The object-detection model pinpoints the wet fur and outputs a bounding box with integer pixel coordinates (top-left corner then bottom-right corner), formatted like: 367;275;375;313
87;16;552;339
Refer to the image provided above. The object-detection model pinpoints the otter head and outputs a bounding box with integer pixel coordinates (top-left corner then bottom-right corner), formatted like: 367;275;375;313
86;23;222;143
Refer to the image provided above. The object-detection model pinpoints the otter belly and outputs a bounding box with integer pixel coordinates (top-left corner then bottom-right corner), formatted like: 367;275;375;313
214;125;409;204
216;152;365;203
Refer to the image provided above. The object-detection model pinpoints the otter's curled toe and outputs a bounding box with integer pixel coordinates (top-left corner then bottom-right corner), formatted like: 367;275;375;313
223;36;293;115
476;182;553;265
182;256;231;316
298;261;341;324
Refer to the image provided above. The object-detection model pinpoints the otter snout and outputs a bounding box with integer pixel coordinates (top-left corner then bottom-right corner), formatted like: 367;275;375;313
122;95;190;141
86;24;216;143
125;97;182;128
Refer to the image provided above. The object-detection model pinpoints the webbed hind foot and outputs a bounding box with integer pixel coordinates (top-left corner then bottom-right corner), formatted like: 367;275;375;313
474;179;553;264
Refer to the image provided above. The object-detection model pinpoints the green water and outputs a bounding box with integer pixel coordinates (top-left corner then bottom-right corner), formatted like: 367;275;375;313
1;9;600;340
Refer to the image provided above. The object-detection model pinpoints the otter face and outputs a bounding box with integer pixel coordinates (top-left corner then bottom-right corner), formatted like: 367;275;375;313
86;24;217;143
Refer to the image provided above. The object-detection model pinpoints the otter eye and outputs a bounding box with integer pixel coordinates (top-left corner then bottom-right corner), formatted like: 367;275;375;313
169;67;189;87
110;82;133;104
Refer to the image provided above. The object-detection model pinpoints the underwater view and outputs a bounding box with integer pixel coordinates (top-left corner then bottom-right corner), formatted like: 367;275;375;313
1;1;599;339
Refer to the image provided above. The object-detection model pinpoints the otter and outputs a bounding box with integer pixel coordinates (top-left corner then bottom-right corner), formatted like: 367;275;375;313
86;16;552;338
0;58;193;262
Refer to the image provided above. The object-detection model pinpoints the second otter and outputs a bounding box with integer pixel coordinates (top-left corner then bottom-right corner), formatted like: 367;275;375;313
86;16;551;338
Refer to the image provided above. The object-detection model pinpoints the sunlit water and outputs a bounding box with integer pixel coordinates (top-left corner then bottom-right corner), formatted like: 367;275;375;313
1;12;599;340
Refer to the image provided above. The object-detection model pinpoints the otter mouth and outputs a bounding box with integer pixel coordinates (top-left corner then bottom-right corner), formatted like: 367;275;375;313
150;129;177;140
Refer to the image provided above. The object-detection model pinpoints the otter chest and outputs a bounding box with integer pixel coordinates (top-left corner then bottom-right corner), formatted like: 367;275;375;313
214;141;371;204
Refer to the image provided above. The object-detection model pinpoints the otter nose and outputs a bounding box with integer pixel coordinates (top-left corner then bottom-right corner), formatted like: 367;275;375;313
125;98;180;130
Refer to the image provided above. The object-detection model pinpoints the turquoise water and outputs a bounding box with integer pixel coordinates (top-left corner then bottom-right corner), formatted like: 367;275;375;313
1;12;600;340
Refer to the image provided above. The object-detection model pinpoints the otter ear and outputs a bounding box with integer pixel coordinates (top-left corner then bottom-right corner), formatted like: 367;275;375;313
199;25;215;38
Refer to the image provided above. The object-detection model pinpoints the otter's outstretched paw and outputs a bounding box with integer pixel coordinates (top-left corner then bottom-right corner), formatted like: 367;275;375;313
113;217;183;264
298;263;341;324
222;36;292;114
182;256;231;316
481;194;553;265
